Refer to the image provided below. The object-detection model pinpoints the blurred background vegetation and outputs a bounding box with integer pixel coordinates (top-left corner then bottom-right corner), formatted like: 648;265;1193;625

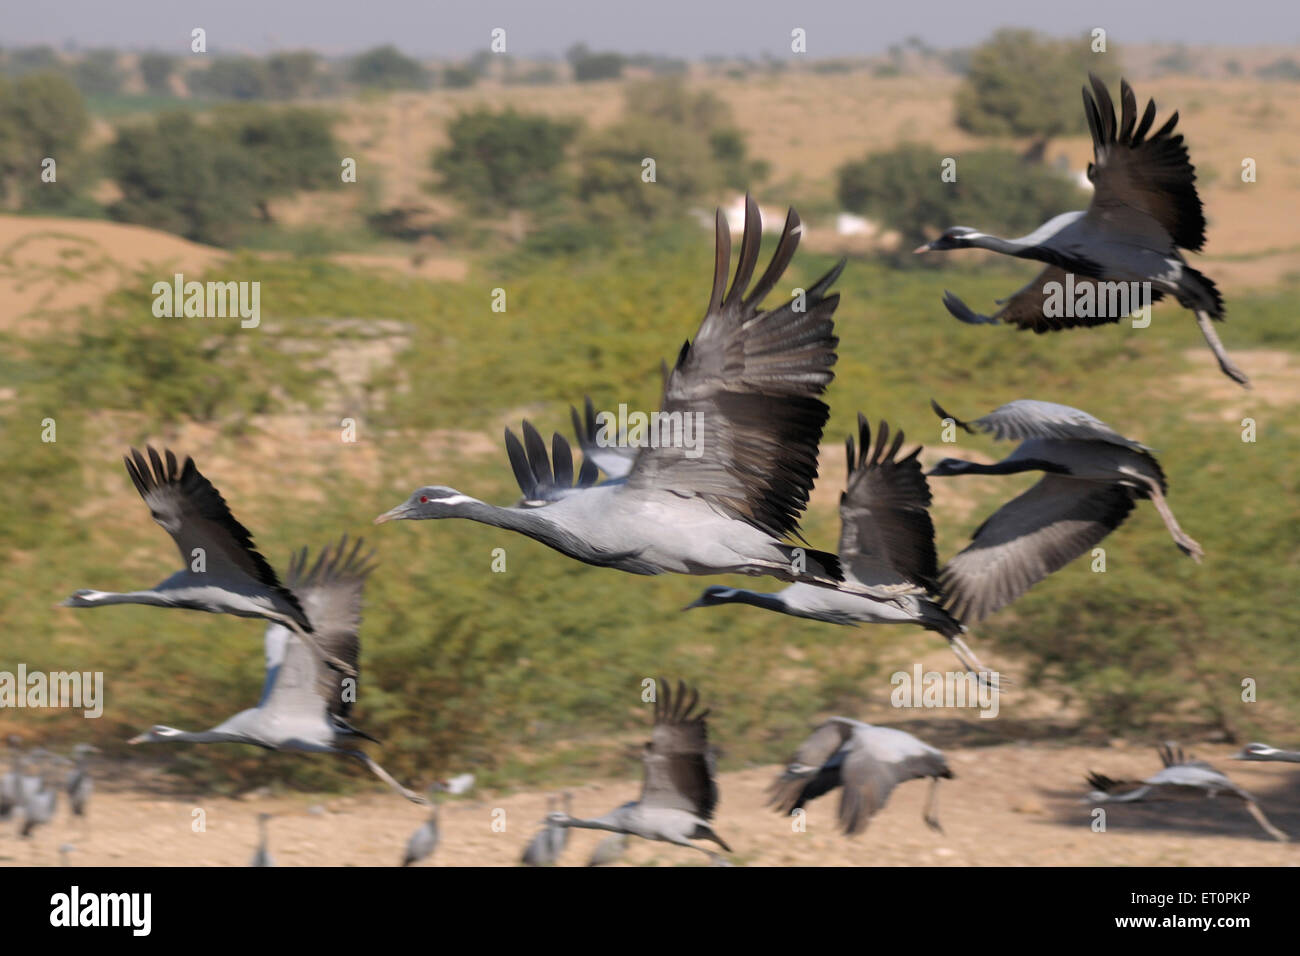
1;29;1298;796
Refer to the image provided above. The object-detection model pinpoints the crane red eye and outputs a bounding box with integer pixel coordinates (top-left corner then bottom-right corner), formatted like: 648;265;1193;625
419;495;429;503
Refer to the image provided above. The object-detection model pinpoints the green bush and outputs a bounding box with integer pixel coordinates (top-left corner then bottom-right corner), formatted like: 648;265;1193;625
432;108;578;214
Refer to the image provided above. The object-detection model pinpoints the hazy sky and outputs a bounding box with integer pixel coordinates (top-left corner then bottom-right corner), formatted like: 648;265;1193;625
5;0;1298;56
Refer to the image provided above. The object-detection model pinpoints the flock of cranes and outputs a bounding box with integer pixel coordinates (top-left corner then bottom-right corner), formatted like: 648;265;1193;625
1;738;96;849
14;74;1290;864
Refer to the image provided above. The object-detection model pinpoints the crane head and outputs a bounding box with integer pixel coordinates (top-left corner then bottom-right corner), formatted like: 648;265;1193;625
375;486;478;523
128;725;185;745
1232;742;1277;760
684;586;741;610
914;227;981;253
926;458;976;477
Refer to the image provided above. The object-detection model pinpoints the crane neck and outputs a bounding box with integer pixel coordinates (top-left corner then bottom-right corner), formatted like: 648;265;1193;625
457;500;557;536
560;814;622;834
964;234;1035;258
943;457;1058;477
455;501;599;563
717;589;790;613
150;726;248;744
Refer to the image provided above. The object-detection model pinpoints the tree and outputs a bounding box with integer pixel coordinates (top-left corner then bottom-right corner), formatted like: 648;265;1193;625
567;44;624;82
265;51;319;99
623;79;766;189
191;57;269;99
4;46;60;76
836;143;1084;251
349;45;428;90
441;65;478;89
106;112;259;245
138;52;176;96
213;105;339;220
954;29;1121;156
72;49;123;96
433;108;578;214
576;116;720;222
0;72;90;208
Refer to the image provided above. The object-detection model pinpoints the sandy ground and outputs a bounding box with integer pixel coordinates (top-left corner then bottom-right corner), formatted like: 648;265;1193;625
4;742;1298;867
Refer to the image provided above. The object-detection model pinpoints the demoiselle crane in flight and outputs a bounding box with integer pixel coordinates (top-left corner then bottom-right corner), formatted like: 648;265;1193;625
1087;743;1287;842
1233;742;1300;764
127;536;428;805
541;680;732;865
769;717;952;834
927;399;1202;625
916;74;1248;387
61;448;354;677
685;415;989;675
376;197;886;597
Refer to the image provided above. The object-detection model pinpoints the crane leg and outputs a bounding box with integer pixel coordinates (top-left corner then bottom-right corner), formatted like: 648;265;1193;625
1194;310;1250;388
923;777;944;833
1145;484;1204;562
345;750;429;806
1245;799;1288;843
947;636;1006;690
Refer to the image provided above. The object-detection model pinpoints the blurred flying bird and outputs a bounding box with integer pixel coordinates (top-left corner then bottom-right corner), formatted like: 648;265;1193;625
377;197;882;597
61;447;355;677
1087;743;1287;842
540;680;732;865
916;74;1247;387
1233;742;1300;764
127;537;427;805
927;399;1201;624
686;416;988;674
769;717;952;835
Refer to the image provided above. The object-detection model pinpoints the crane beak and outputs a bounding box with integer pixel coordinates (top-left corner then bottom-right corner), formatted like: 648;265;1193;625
681;597;706;611
127;733;148;745
912;242;933;254
373;505;405;525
